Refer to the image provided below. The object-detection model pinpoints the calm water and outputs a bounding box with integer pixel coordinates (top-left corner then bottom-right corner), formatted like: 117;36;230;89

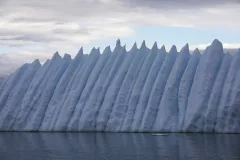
0;133;240;160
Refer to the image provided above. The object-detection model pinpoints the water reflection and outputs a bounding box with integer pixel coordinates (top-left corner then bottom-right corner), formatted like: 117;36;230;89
0;133;239;160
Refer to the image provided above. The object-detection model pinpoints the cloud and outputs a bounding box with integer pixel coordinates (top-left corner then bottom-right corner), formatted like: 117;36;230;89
0;0;240;76
0;51;49;77
0;35;61;43
120;0;240;9
193;43;240;50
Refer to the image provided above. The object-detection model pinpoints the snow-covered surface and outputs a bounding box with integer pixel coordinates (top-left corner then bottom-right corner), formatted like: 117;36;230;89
0;39;239;133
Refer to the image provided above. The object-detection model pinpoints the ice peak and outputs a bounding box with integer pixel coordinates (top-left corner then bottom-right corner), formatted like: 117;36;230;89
210;39;223;50
192;48;201;56
73;48;84;62
151;42;158;53
52;52;61;60
90;47;96;54
113;39;122;53
159;45;166;53
63;53;72;60
169;45;177;53
44;59;50;66
77;47;84;55
206;39;223;56
140;40;146;49
139;41;148;54
32;59;41;65
21;63;29;68
182;43;189;50
130;42;138;52
204;46;210;54
96;48;101;54
90;47;100;55
116;39;121;47
180;43;190;55
103;46;111;54
121;45;127;53
211;39;222;46
152;42;158;49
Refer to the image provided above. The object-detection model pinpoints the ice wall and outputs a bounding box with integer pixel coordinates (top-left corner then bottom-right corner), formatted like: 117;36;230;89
184;40;224;132
0;39;239;133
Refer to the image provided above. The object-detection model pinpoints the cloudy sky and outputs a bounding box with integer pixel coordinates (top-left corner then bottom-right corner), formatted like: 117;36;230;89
0;0;240;76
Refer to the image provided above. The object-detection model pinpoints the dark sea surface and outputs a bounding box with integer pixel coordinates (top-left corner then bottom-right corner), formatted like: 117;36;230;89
0;132;240;160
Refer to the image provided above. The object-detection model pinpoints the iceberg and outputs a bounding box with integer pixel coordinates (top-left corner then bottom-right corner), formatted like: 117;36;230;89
54;48;100;131
120;42;161;132
0;60;41;130
215;49;240;133
138;45;178;132
0;39;239;133
11;59;52;131
184;39;224;132
105;41;149;132
67;46;110;131
40;48;85;131
204;53;232;132
95;46;133;131
125;45;166;132
178;49;201;131
24;54;71;131
153;44;190;132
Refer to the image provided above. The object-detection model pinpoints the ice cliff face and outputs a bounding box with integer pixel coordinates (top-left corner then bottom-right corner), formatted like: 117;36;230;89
0;39;239;133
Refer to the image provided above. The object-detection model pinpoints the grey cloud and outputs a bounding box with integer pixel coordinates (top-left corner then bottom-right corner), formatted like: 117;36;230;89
0;0;6;5
0;30;16;36
53;28;90;35
119;0;240;9
0;35;61;43
1;0;122;17
10;17;59;23
0;0;128;42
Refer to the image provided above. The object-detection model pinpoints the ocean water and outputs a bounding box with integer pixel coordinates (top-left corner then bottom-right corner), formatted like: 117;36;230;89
0;133;239;160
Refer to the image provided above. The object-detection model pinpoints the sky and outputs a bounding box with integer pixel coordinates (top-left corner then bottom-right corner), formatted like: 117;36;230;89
0;0;240;76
